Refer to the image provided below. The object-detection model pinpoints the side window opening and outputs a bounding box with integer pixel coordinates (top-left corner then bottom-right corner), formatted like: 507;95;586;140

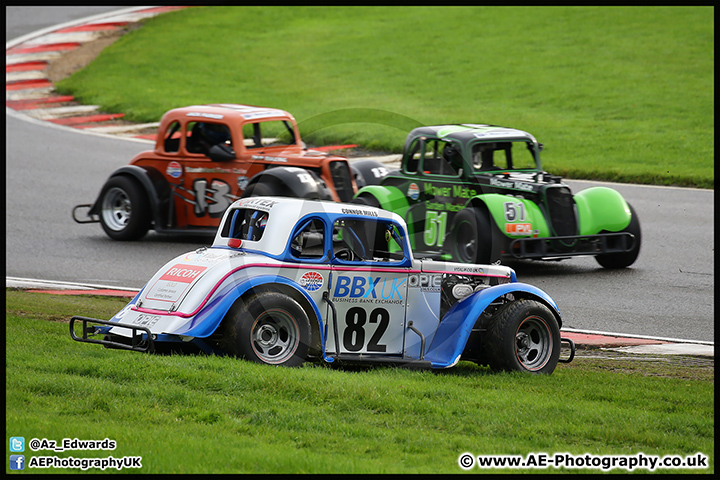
221;208;268;241
333;219;405;263
186;121;232;155
163;121;182;153
411;138;462;177
242;120;297;149
472;141;535;172
290;219;326;259
404;138;422;174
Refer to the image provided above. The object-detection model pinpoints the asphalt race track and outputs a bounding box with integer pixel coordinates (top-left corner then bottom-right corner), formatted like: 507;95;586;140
6;7;714;343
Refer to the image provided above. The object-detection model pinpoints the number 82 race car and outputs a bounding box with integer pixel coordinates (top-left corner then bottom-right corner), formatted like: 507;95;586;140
70;197;575;374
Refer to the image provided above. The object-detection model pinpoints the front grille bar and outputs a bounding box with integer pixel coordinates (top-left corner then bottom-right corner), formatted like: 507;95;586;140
509;232;636;259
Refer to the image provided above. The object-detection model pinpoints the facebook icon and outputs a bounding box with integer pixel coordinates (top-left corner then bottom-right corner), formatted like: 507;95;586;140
10;455;25;470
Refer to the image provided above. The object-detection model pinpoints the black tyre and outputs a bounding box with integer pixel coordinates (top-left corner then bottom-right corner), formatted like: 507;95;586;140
223;292;311;367
241;181;279;198
447;207;493;264
595;203;641;269
351;194;381;208
484;299;561;374
98;176;151;241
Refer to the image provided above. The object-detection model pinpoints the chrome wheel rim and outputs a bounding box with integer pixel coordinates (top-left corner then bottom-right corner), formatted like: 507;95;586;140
101;187;131;231
251;309;300;364
515;316;553;371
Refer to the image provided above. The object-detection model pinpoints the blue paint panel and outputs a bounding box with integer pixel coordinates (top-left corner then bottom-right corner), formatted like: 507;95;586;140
423;282;560;368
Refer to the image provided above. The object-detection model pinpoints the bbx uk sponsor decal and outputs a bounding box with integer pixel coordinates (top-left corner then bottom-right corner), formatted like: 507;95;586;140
333;276;405;301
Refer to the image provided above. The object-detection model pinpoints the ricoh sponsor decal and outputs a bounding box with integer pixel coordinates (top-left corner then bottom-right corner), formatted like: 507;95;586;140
146;264;207;303
161;265;207;282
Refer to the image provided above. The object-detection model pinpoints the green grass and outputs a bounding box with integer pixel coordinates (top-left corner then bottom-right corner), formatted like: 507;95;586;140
55;6;713;188
6;290;714;474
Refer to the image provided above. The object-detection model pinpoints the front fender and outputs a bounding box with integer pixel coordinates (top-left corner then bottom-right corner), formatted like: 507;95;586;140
574;186;631;234
354;185;409;217
470;194;551;238
423;282;560;368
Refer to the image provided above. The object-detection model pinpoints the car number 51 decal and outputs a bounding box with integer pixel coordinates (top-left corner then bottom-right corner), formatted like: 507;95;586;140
424;211;448;247
503;201;526;222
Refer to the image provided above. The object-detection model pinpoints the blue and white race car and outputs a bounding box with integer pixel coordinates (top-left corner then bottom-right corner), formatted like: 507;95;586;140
71;197;574;373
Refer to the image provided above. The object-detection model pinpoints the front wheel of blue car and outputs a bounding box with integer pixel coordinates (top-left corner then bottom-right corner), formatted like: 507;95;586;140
224;292;311;367
484;299;560;374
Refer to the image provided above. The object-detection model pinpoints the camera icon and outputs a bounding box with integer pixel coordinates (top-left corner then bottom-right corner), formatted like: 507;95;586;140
10;437;25;453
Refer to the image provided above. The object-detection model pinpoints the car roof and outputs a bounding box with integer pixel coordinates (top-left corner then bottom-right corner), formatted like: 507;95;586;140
164;104;295;123
213;196;407;256
409;124;537;144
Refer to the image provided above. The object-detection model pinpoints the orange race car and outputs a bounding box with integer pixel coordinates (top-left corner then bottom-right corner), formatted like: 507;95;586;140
72;104;388;240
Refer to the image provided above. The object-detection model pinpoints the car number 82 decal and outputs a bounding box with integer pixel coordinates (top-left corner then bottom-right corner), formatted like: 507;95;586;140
342;307;390;353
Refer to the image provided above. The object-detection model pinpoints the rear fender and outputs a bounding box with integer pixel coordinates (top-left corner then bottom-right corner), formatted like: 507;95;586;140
423;282;560;368
171;275;328;357
349;159;392;187
574;186;631;234
89;165;166;222
245;167;333;200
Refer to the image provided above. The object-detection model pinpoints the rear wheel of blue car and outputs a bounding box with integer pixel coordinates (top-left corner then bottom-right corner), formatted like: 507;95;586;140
484;299;560;374
225;292;311;367
595;203;641;269
448;207;493;264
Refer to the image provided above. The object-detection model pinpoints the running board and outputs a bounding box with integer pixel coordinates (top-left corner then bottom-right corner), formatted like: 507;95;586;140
334;354;433;369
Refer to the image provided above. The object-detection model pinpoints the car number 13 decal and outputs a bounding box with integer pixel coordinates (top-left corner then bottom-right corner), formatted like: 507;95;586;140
193;178;234;217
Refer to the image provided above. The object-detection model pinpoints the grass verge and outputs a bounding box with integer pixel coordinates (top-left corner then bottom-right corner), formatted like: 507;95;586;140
6;289;714;473
55;6;714;188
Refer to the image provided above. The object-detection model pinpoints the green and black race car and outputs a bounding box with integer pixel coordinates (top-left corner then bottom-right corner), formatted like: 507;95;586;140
353;124;641;269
